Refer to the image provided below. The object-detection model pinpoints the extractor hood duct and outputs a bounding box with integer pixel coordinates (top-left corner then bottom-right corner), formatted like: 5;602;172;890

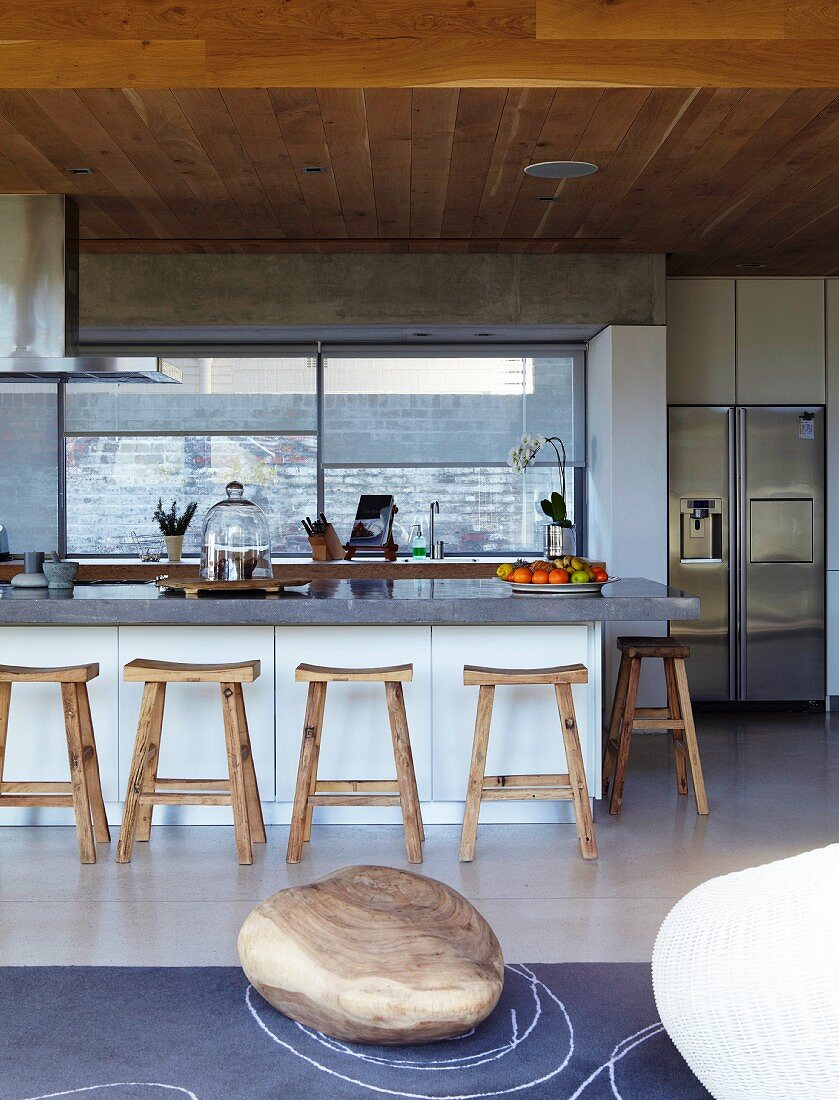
0;195;180;383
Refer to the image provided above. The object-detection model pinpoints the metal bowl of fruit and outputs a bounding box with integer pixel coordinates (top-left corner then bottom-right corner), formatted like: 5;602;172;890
496;557;614;595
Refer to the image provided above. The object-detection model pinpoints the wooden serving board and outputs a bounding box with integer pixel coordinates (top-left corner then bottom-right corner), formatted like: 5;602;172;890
156;577;309;599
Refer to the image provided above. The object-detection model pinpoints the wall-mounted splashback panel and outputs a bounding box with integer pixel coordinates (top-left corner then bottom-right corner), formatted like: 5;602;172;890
0;195;78;359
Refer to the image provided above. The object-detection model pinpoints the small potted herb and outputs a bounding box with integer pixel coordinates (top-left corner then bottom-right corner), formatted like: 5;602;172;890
153;499;198;562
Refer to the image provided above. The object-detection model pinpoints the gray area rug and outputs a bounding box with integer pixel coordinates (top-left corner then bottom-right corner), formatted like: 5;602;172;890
0;965;709;1099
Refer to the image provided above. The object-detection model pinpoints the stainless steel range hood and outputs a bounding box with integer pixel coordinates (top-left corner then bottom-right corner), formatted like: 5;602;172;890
0;195;180;384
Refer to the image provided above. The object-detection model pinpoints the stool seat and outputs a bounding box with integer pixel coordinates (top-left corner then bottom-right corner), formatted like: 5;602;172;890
117;658;265;864
464;663;588;686
296;662;413;683
123;658;260;683
287;663;423;864
617;637;691;659
0;662;109;862
459;663;596;862
0;662;99;683
603;640;707;816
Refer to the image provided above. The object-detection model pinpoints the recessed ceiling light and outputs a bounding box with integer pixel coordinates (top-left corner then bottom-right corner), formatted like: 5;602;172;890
524;161;598;179
475;332;493;337
66;167;93;175
735;261;767;269
413;332;431;337
538;196;557;202
300;166;327;175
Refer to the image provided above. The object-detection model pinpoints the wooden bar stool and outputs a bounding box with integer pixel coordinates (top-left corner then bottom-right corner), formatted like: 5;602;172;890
287;663;424;865
117;659;266;865
459;663;597;862
602;637;709;817
0;663;110;864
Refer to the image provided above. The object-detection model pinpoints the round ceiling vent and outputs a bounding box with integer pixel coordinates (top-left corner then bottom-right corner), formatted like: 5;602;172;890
524;161;598;179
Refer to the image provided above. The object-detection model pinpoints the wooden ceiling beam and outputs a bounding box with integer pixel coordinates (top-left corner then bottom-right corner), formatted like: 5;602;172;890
0;18;836;87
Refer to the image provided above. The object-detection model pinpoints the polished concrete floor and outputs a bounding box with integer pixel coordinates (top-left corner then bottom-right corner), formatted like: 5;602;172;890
2;712;837;965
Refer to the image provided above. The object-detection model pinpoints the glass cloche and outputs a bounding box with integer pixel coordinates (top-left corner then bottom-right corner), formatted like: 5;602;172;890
199;482;273;581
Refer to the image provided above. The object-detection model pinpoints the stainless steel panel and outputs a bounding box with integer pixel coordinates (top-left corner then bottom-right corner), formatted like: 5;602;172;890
750;499;813;563
668;406;732;700
0;357;181;383
0;195;78;358
741;406;824;701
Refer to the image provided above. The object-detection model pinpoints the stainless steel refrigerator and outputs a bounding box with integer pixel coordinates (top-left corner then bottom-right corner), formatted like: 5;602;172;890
668;406;824;703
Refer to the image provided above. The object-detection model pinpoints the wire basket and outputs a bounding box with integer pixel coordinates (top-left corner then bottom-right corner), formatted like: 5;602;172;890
131;531;165;562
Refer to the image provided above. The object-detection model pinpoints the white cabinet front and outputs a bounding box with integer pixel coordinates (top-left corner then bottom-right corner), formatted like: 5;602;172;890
275;626;432;822
118;626;276;819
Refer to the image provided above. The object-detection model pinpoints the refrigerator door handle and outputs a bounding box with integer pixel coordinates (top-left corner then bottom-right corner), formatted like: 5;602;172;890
736;407;748;701
727;407;737;702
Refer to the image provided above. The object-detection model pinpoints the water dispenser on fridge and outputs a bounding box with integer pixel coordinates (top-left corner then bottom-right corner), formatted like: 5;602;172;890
679;498;723;563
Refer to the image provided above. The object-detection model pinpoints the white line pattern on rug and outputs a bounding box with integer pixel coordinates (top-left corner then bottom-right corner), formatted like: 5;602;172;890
245;963;665;1098
21;1086;199;1100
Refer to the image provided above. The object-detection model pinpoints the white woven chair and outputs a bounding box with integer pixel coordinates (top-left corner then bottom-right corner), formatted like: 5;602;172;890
652;844;839;1099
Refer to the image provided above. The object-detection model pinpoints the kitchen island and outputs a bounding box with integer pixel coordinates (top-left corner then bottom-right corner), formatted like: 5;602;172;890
0;578;698;829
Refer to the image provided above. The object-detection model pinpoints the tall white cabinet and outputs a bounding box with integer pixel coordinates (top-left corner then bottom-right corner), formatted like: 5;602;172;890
667;279;735;405
736;279;825;404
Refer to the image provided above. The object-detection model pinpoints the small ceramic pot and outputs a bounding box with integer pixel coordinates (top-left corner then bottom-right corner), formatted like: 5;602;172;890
42;560;79;589
165;535;185;562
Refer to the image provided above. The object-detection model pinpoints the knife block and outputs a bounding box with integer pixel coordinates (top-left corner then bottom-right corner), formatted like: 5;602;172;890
308;524;347;562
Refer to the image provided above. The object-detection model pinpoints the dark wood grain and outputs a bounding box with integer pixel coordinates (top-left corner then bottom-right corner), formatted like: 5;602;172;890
0;85;837;272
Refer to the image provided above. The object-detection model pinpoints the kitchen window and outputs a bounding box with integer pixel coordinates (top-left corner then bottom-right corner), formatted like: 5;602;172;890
58;346;584;557
64;356;318;555
321;350;584;555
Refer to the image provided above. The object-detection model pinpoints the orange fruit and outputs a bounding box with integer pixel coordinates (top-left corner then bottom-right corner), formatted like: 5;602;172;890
531;569;550;585
549;568;570;584
593;569;609;582
511;567;533;584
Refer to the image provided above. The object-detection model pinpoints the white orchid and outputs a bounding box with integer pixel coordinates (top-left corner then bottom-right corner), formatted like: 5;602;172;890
509;432;546;473
507;432;572;528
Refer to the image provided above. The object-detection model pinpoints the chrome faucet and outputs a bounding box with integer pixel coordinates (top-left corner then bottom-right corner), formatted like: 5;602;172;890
429;500;443;559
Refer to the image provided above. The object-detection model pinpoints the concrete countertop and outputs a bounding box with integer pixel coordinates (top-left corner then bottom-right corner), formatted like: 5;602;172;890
0;577;699;627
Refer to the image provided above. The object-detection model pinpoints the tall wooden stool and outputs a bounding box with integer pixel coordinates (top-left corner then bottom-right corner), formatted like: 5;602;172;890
0;663;110;864
602;637;709;817
117;659;266;865
287;663;424;865
459;664;597;862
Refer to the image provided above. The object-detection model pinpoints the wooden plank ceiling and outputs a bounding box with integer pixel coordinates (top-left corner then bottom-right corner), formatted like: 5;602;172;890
0;2;838;87
0;87;838;275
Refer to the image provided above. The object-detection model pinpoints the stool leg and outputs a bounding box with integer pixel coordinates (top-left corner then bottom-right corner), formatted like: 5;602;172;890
0;681;10;790
555;683;597;860
220;683;253;865
302;703;323;844
664;658;689;796
135;681;165;843
287;682;326;863
402;712;425;844
117;682;164;863
459;684;494;862
60;683;96;865
75;683;111;844
385;681;423;864
234;684;266;844
673;659;709;815
602;651;630;798
609;656;641;815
